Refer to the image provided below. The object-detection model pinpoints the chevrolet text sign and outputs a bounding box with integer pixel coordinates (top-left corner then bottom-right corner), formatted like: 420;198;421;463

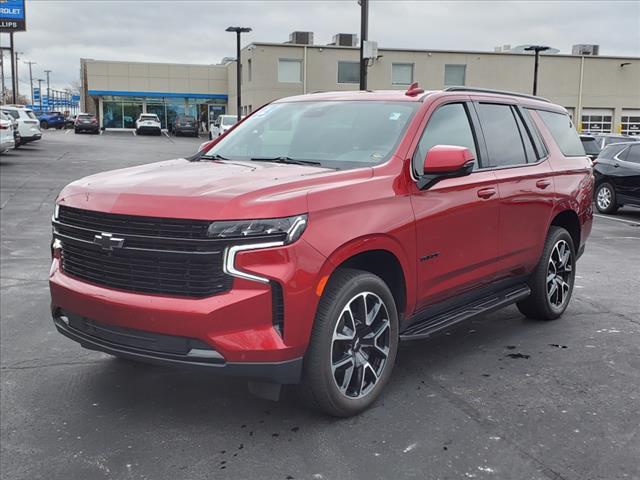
0;0;26;32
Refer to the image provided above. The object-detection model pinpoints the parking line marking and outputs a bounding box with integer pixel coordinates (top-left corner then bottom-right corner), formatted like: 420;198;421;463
64;129;71;135
132;130;137;136
594;214;640;226
99;130;103;135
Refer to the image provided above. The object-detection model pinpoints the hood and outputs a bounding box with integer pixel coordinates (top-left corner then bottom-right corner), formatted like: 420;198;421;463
58;158;372;220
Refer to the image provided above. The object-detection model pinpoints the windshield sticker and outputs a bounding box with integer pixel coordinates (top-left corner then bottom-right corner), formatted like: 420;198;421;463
389;112;402;120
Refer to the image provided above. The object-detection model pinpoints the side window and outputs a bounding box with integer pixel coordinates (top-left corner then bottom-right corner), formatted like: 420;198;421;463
624;145;640;164
513;108;537;163
476;103;528;167
537;110;585;157
413;103;478;175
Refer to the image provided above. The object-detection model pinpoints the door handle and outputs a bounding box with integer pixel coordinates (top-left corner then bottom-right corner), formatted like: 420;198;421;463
613;163;620;168
536;179;551;189
477;187;497;199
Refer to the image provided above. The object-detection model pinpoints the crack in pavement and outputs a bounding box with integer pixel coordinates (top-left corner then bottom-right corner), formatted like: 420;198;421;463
1;359;104;371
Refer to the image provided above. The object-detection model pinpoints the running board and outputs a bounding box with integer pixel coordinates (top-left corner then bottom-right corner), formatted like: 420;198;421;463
400;284;531;340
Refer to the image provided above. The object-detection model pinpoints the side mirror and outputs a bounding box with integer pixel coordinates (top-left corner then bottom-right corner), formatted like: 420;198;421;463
418;145;475;190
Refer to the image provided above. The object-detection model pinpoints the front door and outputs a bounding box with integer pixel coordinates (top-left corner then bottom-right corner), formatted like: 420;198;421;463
410;101;500;311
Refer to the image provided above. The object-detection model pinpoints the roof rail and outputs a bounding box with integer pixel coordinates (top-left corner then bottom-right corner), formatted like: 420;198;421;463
443;87;551;103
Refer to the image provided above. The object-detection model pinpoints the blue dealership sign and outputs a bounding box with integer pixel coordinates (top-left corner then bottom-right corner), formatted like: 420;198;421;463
0;0;27;32
33;87;40;101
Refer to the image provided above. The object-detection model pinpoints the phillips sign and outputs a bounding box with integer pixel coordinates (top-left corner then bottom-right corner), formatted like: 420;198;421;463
0;0;26;32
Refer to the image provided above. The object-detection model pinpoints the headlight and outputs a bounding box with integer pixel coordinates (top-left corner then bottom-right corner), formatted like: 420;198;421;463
207;214;307;244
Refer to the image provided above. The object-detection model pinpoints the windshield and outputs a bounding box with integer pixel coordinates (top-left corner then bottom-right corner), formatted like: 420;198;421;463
203;101;418;169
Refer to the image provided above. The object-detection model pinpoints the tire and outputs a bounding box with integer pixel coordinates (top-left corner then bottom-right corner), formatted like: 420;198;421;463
74;128;79;134
135;128;140;135
41;121;48;130
517;226;576;321
595;182;619;214
208;132;212;141
298;268;399;417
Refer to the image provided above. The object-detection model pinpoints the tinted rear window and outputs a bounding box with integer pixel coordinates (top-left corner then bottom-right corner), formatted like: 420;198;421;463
537;110;584;156
78;115;94;120
581;138;600;155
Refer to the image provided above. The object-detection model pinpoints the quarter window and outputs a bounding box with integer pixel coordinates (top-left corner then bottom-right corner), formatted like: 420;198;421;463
538;110;585;157
337;61;360;84
278;59;302;83
624;144;640;164
476;103;527;167
392;63;414;85
413;103;478;175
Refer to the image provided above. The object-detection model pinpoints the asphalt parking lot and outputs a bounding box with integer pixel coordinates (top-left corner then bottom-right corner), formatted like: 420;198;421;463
1;129;639;480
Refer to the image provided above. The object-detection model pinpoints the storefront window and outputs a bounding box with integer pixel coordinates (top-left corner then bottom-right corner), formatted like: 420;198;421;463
103;101;123;128
146;103;166;128
123;102;143;128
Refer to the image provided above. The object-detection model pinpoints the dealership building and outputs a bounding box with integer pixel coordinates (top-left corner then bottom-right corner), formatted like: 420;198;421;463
80;32;640;134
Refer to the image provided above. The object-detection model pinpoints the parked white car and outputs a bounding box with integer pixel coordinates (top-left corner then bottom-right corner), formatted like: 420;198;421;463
135;114;162;135
0;105;42;145
0;116;16;153
209;114;242;140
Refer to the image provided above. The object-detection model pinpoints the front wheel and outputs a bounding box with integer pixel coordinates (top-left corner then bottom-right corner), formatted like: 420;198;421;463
517;226;576;320
41;121;48;130
595;182;619;214
298;268;399;417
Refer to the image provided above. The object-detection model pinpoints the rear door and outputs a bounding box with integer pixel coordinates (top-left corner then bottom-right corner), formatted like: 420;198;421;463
410;99;500;310
615;144;640;202
473;101;556;278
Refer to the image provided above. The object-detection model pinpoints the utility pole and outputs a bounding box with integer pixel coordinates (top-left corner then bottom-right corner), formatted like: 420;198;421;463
0;51;5;103
24;60;36;106
225;26;252;121
359;0;369;90
37;78;43;112
44;70;52;109
9;33;16;103
524;45;549;96
14;51;22;100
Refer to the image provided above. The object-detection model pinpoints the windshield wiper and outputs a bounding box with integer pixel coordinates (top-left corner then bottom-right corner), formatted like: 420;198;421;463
200;153;230;161
250;156;322;166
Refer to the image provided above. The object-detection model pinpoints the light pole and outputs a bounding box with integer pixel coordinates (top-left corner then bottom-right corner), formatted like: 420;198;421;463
24;60;36;106
37;78;44;112
14;51;22;100
524;45;549;96
225;26;252;121
44;70;52;109
358;0;369;90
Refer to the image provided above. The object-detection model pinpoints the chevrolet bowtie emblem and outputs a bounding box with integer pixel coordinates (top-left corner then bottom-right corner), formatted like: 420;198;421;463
93;232;125;250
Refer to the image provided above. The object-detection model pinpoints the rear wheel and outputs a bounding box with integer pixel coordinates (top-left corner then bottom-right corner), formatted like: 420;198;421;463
298;268;398;417
517;226;576;320
595;182;619;214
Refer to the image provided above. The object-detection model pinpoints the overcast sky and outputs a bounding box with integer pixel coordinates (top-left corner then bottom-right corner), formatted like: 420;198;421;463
2;0;639;94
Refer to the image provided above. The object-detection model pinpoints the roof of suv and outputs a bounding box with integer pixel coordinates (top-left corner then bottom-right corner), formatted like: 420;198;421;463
276;88;562;111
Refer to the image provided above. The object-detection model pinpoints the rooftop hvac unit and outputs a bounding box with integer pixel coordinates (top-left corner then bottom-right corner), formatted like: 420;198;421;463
331;33;358;47
572;44;600;56
288;31;314;45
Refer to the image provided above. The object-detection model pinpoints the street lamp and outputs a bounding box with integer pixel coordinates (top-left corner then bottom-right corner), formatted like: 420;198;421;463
226;26;252;121
524;45;550;96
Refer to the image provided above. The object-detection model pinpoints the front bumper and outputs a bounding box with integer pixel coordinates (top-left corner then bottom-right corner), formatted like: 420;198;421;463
52;310;302;383
49;237;326;378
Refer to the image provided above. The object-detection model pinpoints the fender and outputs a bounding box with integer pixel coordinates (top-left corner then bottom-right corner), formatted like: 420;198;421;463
312;233;418;317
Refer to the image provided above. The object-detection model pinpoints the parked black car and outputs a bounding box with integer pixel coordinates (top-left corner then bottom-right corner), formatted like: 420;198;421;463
173;115;198;137
74;114;100;134
593;142;640;213
580;135;600;161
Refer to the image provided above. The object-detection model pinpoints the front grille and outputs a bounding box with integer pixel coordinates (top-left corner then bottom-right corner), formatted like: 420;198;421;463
58;205;212;239
54;206;235;298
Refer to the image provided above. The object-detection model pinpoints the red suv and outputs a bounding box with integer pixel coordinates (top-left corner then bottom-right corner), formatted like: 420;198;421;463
50;87;593;416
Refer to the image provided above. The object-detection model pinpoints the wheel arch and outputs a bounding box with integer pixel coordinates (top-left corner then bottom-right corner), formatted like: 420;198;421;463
318;237;413;320
550;209;581;251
